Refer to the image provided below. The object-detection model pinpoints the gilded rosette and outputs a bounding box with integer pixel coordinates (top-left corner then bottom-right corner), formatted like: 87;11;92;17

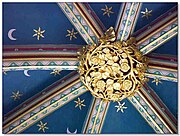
78;27;148;101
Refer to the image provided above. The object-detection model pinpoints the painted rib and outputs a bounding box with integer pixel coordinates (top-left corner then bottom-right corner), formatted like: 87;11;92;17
128;83;177;133
73;3;106;37
3;44;83;51
82;98;110;134
133;6;178;55
58;2;105;45
3;71;87;134
128;96;164;133
3;45;80;71
145;70;177;82
147;53;177;70
3;62;78;71
146;53;177;82
115;2;141;41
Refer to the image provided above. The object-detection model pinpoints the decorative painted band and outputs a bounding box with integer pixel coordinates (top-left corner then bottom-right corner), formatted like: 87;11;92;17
3;60;79;71
115;2;141;41
128;92;170;133
82;98;110;134
138;19;178;54
133;5;178;55
4;71;79;124
3;44;83;52
147;53;177;62
58;2;98;45
145;68;177;82
3;51;78;58
73;3;105;38
140;24;178;55
133;5;177;41
3;80;87;134
82;3;107;32
141;83;177;133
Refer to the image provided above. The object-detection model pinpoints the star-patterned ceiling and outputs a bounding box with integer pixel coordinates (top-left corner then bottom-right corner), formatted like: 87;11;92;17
2;2;178;134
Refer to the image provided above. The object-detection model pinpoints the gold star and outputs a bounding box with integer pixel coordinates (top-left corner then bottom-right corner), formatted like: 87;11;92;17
74;97;86;110
11;91;23;101
152;77;162;86
50;70;61;76
37;121;49;133
33;27;45;40
141;8;152;19
115;102;127;113
101;5;114;17
66;28;78;40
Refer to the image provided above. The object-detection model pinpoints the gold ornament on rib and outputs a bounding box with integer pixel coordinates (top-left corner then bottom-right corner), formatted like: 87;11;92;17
78;27;148;102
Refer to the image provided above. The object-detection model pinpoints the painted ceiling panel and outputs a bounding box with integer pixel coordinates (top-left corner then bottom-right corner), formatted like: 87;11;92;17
147;79;178;118
134;2;177;32
3;3;86;45
101;99;155;134
3;70;72;115
151;35;177;55
89;2;122;29
22;91;92;134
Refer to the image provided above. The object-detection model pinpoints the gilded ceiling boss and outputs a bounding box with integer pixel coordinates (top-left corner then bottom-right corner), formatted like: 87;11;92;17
78;27;148;102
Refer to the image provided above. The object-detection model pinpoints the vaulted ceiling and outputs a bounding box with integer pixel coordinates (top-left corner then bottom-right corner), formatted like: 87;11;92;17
3;2;177;134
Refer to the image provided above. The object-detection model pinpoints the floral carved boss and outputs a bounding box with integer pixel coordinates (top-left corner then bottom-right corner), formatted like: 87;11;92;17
78;27;148;101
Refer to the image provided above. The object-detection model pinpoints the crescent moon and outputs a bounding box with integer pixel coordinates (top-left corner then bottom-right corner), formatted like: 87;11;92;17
66;128;77;134
8;29;17;40
24;70;30;77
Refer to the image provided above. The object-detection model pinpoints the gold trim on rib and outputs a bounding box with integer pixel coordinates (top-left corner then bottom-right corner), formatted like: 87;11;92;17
142;32;178;55
116;3;126;35
139;88;177;133
3;79;81;130
3;66;78;70
128;96;164;133
91;100;103;133
145;73;177;81
58;3;95;45
148;66;177;72
7;86;87;134
18;90;87;134
4;51;78;56
137;17;177;44
3;44;84;48
140;26;178;53
120;3;134;41
83;98;109;134
78;3;104;36
83;98;96;133
137;91;174;133
4;73;80;124
73;3;101;39
3;58;79;61
128;3;141;36
97;101;110;133
128;97;164;133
